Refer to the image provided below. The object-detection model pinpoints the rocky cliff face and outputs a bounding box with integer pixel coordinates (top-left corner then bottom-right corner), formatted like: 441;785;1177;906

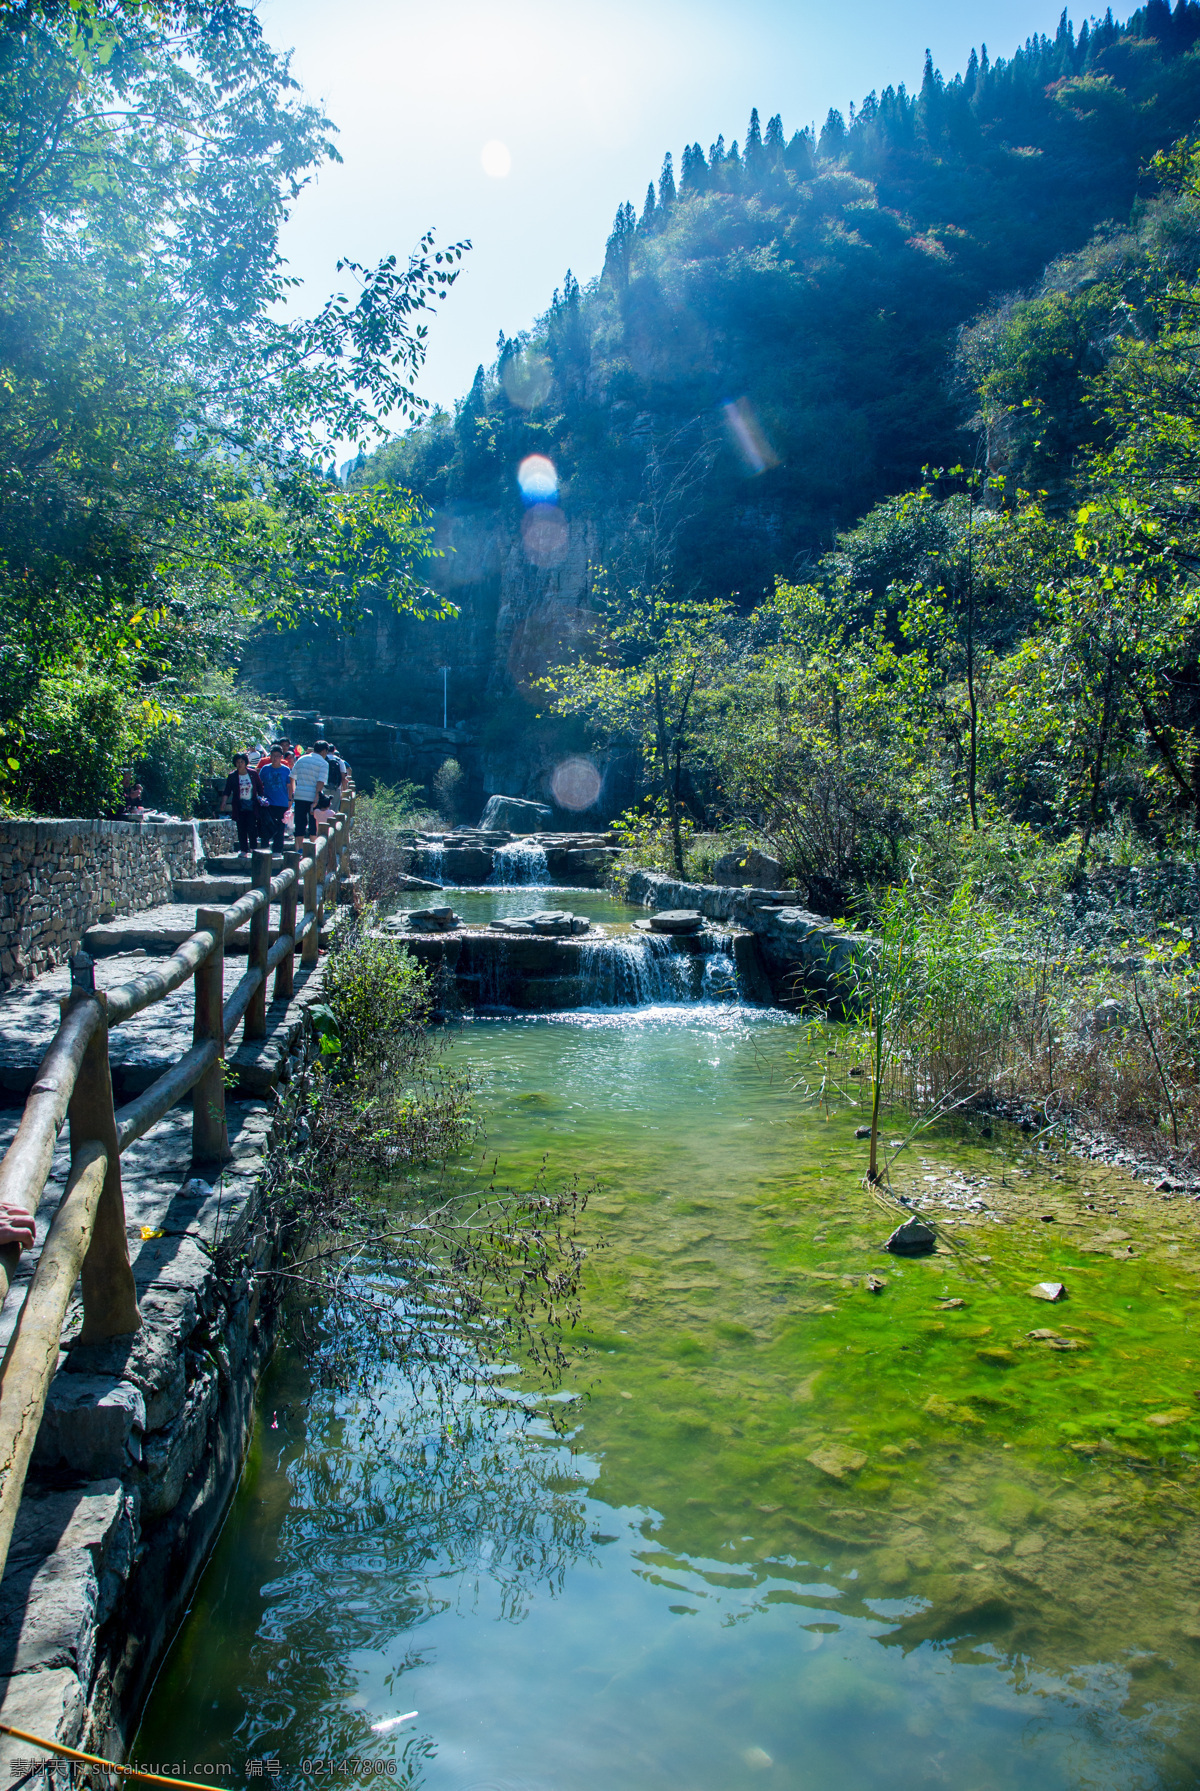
239;504;636;820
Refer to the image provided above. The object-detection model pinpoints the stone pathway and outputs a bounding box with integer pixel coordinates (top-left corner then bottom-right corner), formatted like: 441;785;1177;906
0;923;330;1768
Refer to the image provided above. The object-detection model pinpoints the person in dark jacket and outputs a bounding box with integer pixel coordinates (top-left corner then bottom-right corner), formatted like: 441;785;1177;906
220;754;265;854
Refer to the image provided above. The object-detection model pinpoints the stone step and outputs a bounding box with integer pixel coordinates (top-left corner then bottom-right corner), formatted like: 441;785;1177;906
204;853;285;876
81;904;334;960
172;877;251;903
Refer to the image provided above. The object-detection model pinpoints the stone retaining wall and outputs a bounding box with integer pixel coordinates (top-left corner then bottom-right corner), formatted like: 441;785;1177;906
0;819;233;989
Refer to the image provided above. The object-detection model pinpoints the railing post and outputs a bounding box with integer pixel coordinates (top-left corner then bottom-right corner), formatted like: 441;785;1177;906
193;908;230;1163
276;849;299;1003
300;839;319;967
245;847;272;1040
61;953;140;1342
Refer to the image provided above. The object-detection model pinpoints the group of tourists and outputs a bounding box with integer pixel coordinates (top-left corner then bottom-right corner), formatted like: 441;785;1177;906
220;738;351;854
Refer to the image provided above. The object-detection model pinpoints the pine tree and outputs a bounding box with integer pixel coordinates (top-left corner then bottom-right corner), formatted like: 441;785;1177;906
658;151;676;210
640;181;657;229
818;108;847;158
784;127;815;176
765;113;785;167
680;142;708;193
708;133;725;166
744;106;764;175
603;201;637;290
964;47;979;97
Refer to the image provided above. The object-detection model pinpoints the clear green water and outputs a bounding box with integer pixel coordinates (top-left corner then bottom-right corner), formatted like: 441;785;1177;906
135;1008;1200;1787
387;885;646;928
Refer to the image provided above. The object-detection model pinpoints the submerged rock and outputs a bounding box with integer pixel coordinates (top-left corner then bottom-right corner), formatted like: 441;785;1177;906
884;1217;937;1256
807;1441;867;1479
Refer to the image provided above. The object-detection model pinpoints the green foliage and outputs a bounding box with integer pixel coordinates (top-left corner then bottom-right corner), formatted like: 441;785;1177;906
0;1;468;815
541;585;733;874
137;675;276;815
17;667;159;816
432;757;465;822
356;780;432;829
367;7;1200;615
319;926;432;1077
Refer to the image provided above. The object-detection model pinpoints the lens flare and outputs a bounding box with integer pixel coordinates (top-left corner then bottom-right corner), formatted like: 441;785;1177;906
551;756;602;812
517;454;557;503
502;351;553;410
481;140;512;178
721;397;780;476
521;504;569;568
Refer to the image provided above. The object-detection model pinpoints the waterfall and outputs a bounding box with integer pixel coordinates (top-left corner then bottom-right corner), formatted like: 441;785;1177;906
701;950;740;1002
577;933;704;1007
190;819;205;870
426;844;446;886
489;841;550;886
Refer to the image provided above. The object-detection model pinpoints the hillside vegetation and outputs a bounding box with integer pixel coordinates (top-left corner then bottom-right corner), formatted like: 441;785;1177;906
373;2;1200;601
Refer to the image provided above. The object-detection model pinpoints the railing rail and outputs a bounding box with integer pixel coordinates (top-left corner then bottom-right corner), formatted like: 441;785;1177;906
0;793;355;1577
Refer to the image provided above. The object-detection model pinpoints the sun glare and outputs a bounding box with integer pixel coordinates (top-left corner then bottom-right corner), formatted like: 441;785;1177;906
481;139;512;178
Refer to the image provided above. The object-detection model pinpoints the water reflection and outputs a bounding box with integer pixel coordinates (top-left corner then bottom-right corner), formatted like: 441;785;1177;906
135;1012;1200;1789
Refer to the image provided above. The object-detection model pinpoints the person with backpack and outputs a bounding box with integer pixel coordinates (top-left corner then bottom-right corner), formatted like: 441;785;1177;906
220;753;266;854
323;745;349;810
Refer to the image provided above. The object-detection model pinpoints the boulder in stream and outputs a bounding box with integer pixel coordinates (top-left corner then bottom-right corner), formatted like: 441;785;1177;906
405;907;459;931
649;909;704;934
479;795;554;833
883;1216;937;1256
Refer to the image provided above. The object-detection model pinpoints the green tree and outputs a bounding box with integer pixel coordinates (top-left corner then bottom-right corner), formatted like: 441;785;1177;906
540;586;733;875
0;0;468;812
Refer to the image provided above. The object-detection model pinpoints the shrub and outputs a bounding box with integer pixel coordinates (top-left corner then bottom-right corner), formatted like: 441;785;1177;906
17;668;147;816
432;756;465;822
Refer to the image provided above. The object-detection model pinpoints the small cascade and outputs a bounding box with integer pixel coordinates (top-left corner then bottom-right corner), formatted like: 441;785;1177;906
425;844;446;886
190;819;205;870
701;949;740;1002
489;841;550;886
578;932;720;1007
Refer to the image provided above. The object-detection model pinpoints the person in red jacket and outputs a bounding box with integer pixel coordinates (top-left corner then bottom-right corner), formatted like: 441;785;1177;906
220;753;266;854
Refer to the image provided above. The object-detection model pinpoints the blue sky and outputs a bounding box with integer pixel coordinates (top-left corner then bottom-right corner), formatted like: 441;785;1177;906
260;0;1074;416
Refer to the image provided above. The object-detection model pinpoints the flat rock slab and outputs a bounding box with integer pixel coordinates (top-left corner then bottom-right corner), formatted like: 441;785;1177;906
649;910;704;934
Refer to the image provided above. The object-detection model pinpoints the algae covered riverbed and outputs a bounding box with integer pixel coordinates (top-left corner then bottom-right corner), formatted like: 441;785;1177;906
135;1008;1200;1787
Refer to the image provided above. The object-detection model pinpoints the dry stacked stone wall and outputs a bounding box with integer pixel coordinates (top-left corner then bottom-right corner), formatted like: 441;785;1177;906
0;818;233;987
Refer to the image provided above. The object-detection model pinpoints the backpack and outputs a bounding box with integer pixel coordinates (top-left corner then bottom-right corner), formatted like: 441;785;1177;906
325;755;344;789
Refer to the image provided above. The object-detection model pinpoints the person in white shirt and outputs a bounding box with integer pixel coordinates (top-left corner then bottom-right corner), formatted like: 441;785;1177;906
290;740;329;840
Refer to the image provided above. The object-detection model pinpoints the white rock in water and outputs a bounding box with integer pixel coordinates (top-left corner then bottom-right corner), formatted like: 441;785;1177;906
743;1746;774;1770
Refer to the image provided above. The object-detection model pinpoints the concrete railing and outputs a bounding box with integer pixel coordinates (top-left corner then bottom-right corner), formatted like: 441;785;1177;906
0;798;355;1581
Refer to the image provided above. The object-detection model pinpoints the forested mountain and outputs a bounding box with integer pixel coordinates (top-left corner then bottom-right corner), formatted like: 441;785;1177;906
364;1;1200;611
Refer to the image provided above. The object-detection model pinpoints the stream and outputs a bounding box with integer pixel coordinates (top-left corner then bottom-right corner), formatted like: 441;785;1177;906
134;893;1200;1788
